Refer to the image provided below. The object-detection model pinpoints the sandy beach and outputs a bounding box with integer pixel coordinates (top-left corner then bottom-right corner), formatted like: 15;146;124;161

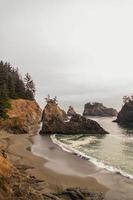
0;129;133;200
0;129;106;194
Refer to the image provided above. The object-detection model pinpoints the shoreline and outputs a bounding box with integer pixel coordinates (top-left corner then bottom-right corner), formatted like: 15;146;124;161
51;134;133;180
32;133;133;200
0;129;107;195
1;128;133;199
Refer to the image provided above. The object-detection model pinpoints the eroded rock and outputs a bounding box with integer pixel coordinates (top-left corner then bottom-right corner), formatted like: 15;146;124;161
40;102;108;135
83;102;117;117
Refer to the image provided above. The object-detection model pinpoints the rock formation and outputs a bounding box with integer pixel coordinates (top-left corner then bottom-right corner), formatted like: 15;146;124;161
67;106;77;117
40;101;108;134
0;99;41;133
83;102;117;117
114;100;133;125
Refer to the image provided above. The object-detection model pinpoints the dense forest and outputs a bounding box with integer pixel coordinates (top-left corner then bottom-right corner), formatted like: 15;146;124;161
0;61;35;119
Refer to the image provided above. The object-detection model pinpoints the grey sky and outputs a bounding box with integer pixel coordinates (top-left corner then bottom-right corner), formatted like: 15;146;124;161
1;0;133;113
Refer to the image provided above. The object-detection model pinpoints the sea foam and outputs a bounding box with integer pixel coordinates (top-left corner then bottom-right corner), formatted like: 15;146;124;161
51;134;133;180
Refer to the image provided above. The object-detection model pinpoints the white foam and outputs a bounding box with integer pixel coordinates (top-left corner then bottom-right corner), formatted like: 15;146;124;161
51;134;133;180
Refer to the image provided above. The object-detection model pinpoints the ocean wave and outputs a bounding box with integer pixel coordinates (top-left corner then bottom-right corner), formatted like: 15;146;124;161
51;134;133;180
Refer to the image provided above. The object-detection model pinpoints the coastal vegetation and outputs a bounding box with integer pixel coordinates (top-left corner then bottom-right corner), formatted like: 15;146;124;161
0;61;35;119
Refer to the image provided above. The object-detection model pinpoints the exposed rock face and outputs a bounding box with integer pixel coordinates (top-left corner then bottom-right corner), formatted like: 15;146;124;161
44;188;104;200
67;106;77;117
0;99;41;133
83;102;117;117
41;101;67;123
40;102;108;134
115;101;133;125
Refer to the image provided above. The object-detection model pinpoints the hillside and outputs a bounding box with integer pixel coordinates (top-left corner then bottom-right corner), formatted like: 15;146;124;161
0;99;41;133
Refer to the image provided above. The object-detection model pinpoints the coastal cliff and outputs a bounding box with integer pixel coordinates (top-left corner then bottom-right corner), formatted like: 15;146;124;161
115;100;133;125
40;101;108;134
0;99;41;133
83;102;117;117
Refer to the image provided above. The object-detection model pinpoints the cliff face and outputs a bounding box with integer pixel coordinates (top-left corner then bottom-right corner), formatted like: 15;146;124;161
0;149;13;200
40;102;108;135
115;101;133;125
0;99;41;133
83;102;117;117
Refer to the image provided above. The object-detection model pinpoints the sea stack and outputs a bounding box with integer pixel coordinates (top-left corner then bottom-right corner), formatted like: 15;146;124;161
67;106;77;117
115;100;133;125
83;102;117;117
40;98;108;135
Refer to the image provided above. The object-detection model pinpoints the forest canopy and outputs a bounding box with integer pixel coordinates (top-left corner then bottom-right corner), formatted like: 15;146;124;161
0;61;35;119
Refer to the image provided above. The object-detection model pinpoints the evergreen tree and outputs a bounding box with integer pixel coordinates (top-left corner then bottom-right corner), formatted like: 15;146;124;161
0;61;36;119
24;73;35;100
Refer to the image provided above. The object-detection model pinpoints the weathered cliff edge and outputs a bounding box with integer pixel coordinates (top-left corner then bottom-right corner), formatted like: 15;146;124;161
83;102;117;117
114;101;133;126
0;99;41;133
40;101;108;134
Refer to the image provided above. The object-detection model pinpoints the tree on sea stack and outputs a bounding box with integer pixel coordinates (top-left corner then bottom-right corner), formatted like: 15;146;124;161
45;94;58;104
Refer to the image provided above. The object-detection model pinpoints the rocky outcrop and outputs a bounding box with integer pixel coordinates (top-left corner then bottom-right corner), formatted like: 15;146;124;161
40;102;108;135
0;99;41;133
67;106;77;117
41;100;67;123
83;102;117;117
44;188;104;200
115;101;133;125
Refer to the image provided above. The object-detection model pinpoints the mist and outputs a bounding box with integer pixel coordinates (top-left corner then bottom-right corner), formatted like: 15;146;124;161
1;0;133;113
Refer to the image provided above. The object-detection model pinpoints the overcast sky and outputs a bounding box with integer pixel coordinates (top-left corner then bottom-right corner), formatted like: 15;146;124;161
1;0;133;113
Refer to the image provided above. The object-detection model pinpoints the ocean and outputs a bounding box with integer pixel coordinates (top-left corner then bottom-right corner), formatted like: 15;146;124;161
51;117;133;179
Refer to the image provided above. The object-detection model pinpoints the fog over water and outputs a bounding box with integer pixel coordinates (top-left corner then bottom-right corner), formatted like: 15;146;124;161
1;0;133;112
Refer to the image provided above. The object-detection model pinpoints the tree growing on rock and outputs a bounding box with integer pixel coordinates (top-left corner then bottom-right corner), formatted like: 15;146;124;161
123;96;131;104
45;95;58;104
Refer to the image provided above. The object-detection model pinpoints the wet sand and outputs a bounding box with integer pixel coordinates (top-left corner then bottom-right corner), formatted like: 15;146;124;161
0;130;107;195
32;134;133;200
1;129;133;199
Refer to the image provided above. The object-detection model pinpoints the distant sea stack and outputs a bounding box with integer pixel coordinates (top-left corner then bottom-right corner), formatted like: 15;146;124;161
40;98;108;135
67;106;77;117
83;102;117;117
115;100;133;125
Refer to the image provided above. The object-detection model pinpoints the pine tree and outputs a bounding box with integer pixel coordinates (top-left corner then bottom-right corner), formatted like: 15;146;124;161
24;73;35;100
0;61;36;119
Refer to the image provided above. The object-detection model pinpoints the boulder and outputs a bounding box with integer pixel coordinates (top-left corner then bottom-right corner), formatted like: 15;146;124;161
83;102;117;117
40;102;108;135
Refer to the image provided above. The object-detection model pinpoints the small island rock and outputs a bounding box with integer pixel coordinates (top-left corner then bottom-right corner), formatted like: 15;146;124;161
67;106;77;117
40;101;108;135
115;100;133;125
83;102;117;117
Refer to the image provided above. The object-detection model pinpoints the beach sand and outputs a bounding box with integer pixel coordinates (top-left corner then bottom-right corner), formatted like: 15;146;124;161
0;129;106;194
0;129;133;200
